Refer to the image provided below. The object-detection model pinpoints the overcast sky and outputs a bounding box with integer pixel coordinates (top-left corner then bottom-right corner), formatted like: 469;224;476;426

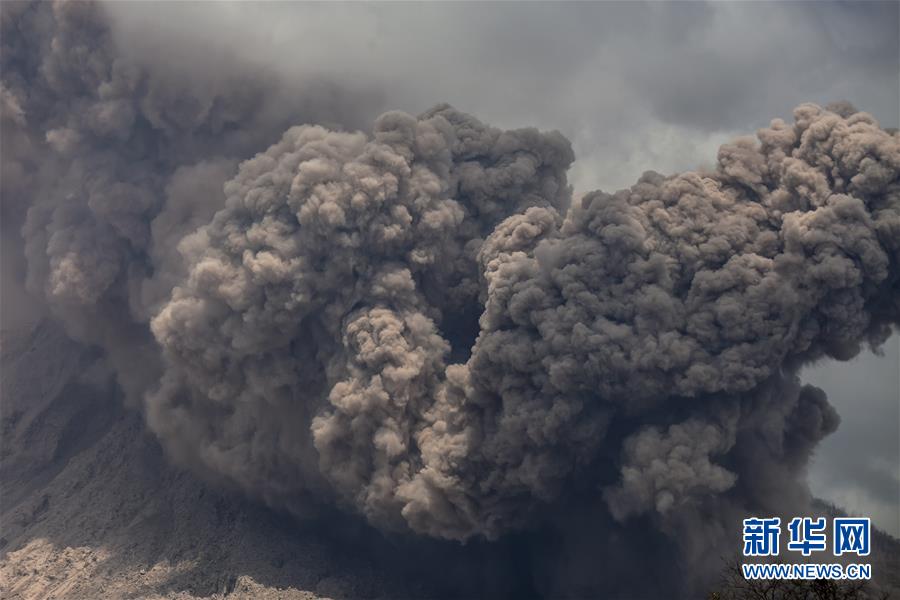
103;0;900;536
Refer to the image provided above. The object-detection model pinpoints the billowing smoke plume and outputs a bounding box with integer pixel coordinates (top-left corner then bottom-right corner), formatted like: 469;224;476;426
1;0;378;398
146;106;577;534
3;0;899;595
147;97;899;543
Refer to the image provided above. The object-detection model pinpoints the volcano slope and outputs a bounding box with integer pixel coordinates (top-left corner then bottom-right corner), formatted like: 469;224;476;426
0;319;441;600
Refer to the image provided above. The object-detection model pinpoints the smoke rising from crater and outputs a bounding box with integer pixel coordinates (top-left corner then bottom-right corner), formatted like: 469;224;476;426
3;0;899;595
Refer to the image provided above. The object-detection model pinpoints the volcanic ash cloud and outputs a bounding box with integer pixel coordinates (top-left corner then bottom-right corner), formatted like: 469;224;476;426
148;102;900;541
4;0;898;556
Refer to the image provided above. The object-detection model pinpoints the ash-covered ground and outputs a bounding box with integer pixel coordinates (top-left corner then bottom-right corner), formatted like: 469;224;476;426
0;321;546;600
0;319;413;600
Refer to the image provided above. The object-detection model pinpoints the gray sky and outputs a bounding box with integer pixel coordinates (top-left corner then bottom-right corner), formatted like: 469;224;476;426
805;339;900;537
104;0;900;535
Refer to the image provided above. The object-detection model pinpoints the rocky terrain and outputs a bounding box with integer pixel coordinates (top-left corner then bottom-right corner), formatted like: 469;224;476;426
0;320;448;600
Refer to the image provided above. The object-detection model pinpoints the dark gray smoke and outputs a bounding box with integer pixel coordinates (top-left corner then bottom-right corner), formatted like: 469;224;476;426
149;98;899;543
146;105;576;533
1;0;379;398
3;0;899;596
